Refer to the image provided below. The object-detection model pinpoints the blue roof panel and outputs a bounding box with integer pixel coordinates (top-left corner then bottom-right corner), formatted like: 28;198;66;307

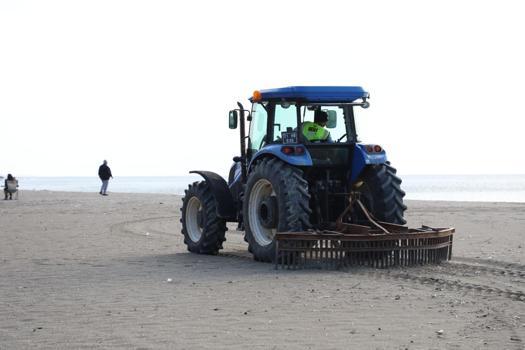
251;86;368;103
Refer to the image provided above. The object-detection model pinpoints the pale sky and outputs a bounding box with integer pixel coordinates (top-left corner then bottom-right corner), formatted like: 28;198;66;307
1;0;524;177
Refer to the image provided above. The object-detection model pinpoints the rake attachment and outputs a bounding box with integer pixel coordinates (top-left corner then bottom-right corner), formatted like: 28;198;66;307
275;197;454;270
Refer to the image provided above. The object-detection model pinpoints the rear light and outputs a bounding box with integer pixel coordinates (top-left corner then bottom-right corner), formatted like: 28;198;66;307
281;146;294;155
365;144;383;153
295;146;305;155
281;146;305;156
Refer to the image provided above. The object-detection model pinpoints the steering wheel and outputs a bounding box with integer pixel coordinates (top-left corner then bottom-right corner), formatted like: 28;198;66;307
336;133;347;143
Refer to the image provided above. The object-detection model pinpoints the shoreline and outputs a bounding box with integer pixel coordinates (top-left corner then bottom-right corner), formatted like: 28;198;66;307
9;189;525;205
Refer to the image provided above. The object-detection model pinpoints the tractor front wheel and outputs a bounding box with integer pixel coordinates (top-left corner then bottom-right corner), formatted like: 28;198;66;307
180;181;227;254
243;158;312;262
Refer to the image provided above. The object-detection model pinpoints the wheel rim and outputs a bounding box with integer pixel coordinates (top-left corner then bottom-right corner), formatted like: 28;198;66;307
249;179;277;246
185;196;203;242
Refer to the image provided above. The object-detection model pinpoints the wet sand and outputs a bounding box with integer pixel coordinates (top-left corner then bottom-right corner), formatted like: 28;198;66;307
1;191;524;349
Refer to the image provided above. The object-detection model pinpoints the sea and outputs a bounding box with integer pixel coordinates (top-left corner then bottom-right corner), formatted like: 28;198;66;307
10;174;525;203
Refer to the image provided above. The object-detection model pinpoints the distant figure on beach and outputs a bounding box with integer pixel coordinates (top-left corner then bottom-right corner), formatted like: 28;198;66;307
4;174;19;200
98;160;113;196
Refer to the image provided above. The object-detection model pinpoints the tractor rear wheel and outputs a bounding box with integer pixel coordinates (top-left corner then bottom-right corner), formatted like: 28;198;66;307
243;158;312;262
356;163;407;224
180;181;227;254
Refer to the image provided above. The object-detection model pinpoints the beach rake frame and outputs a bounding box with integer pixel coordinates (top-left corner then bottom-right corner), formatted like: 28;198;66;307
275;197;454;270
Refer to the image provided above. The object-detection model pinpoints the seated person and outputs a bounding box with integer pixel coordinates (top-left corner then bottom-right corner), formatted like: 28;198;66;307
4;174;18;200
302;110;332;142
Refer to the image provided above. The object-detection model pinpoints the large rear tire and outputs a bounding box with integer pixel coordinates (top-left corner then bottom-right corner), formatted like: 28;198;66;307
180;181;227;254
356;163;407;224
243;158;312;262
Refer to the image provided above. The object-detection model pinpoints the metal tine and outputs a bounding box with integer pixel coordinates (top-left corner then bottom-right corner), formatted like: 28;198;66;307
287;249;291;270
394;241;399;266
315;239;319;267
417;238;420;264
323;239;327;270
300;240;305;269
318;239;321;269
310;240;314;267
405;239;409;266
327;240;330;269
423;238;426;264
402;239;406;266
329;240;333;269
279;242;284;270
295;241;299;270
340;243;344;269
326;239;330;270
380;241;385;269
325;239;329;270
328;241;337;269
330;240;334;269
316;239;320;269
323;239;327;269
416;238;420;265
297;243;300;270
306;240;310;267
290;241;295;270
410;242;413;266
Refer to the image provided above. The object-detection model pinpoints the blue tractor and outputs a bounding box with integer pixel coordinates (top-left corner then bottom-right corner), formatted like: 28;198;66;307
181;86;408;262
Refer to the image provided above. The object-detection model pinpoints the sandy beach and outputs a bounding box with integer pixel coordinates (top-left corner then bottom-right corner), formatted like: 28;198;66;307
0;191;524;349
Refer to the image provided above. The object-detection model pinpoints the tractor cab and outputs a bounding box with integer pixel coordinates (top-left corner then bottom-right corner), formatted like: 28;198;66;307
228;87;379;186
245;87;369;159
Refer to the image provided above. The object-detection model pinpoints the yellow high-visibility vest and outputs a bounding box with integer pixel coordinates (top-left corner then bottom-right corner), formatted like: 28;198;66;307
302;121;330;142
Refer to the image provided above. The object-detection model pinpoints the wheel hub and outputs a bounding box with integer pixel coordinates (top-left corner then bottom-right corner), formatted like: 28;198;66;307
196;210;204;229
258;196;277;229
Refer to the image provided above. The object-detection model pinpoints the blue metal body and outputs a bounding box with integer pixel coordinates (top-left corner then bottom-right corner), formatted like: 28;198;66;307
237;143;386;185
250;86;368;103
350;144;387;182
248;144;313;170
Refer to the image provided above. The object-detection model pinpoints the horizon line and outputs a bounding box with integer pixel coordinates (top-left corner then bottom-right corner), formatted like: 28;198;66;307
9;173;525;178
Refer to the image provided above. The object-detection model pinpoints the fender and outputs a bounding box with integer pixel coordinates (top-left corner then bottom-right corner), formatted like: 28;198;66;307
248;144;313;172
349;144;388;182
189;170;236;220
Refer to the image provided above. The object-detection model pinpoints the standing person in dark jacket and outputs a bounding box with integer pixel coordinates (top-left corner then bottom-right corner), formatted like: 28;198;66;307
98;160;113;196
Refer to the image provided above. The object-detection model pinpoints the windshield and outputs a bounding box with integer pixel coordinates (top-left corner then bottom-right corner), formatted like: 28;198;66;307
249;103;268;153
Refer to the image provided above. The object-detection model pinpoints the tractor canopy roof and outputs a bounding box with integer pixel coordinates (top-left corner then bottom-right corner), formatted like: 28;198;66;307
249;86;368;103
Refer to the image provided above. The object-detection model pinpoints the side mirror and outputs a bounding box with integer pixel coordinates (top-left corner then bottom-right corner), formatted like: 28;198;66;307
326;110;337;129
229;110;238;129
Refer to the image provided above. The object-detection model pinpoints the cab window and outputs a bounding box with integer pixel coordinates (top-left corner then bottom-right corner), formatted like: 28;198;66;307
249;103;268;153
273;104;298;143
301;106;347;143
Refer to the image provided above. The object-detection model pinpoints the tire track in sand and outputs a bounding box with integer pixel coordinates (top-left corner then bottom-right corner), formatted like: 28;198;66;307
109;215;525;302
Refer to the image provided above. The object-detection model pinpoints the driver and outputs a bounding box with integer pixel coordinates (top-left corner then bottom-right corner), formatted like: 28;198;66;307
302;110;332;142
